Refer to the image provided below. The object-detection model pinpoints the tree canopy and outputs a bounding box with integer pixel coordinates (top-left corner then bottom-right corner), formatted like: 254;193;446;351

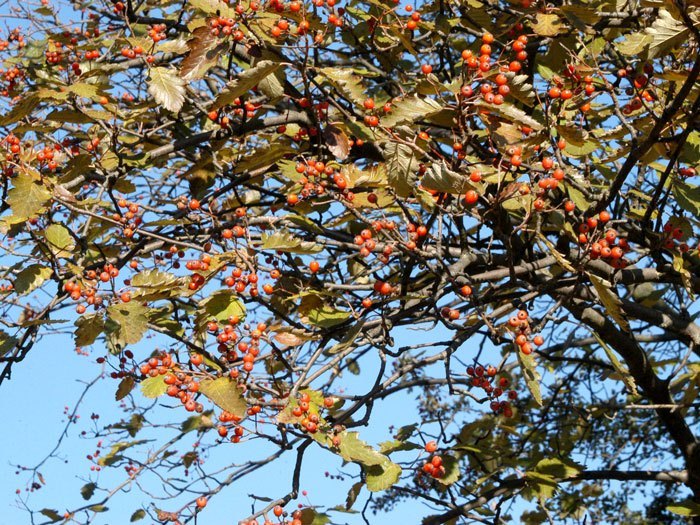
1;0;700;523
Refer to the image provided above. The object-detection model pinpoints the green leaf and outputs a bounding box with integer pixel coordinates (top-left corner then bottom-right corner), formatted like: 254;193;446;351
276;388;325;424
140;376;168;398
213;61;281;109
198;377;247;418
672;180;700;216
564;182;590;212
125;414;145;437
258;72;285;99
188;0;236;16
556;125;588;147
0;94;39;126
646;9;689;58
148;67;185;113
506;74;536;106
180;26;226;81
559;4;601;28
7;169;52;221
106;301;150;346
337;431;403;490
100;151;119;171
0;330;19;356
384;141;418;197
235;142;293;174
183;450;198;468
131;269;183;300
196;290;246;332
317;67;365;106
562;138;599;158
261;231;323;254
39;509;62;522
523;471;559;501
98;440;147;466
517;350;543;407
381;96;443;128
115;376;136;401
538;234;576;273
378;439;421;454
616;32;652;55
74;313;105;347
299;293;350;328
394;423;418;441
589;274;630;332
532;13;565;36
67;83;103;99
345;482;363;510
326;319;365;354
666;499;700;517
475;101;543;131
80;482;96;500
44;224;75;257
421;162;473;194
338;431;393;466
130;509;147;522
46;109;94;124
533;457;582;479
365;461;402;492
181;413;215;433
299;508;331;525
434;454;460;487
14;264;52;295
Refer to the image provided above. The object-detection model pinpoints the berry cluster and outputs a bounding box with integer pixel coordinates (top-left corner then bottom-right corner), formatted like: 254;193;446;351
506;309;543;355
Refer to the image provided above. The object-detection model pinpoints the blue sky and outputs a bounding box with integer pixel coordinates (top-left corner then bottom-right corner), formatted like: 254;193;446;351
0;325;460;525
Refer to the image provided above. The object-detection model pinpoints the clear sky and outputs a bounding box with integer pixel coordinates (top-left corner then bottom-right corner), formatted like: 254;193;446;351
0;324;464;525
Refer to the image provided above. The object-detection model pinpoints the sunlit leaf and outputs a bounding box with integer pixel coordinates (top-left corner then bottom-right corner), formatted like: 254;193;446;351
261;231;323;254
7;168;52;221
106;301;150;346
148;67;186;113
198;377;247;418
517;350;543;407
532;13;565;36
213;61;281;109
14;264;52;295
140;376;168;398
74;313;105;347
381;96;443;128
589;274;630;332
646;9;689;58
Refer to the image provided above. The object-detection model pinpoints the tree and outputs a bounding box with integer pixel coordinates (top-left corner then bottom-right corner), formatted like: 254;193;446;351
0;0;699;522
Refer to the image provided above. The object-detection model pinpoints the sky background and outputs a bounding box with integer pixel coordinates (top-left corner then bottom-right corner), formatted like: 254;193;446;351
0;320;479;525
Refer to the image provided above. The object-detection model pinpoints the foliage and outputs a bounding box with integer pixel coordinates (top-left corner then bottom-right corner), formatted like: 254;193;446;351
0;0;699;523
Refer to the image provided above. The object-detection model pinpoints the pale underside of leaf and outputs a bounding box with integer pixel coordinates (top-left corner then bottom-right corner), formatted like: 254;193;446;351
589;274;631;332
646;9;689;58
148;67;186;113
517;350;543;407
381;96;443;128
